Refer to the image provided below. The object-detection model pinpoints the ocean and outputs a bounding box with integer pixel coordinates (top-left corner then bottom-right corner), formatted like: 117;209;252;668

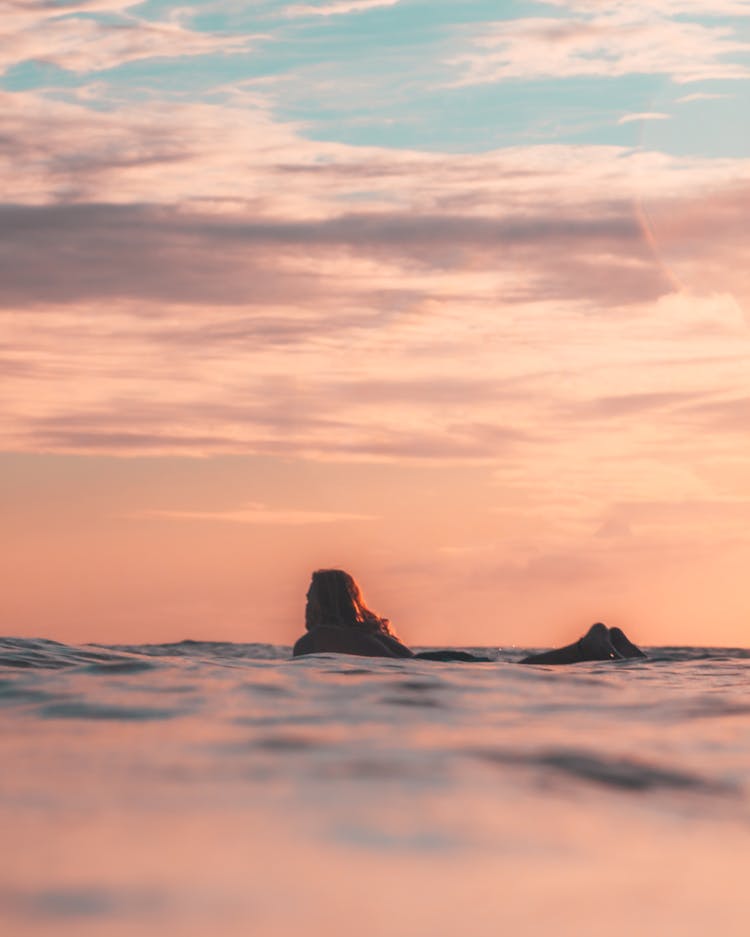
2;637;749;936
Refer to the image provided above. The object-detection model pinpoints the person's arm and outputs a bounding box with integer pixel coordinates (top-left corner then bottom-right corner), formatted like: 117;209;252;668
519;641;591;665
413;649;493;662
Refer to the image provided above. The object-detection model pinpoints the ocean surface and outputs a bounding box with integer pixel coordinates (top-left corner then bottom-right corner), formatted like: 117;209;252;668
2;637;750;936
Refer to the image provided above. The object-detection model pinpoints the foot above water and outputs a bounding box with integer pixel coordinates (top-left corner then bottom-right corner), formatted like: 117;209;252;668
608;626;647;659
577;622;622;661
516;623;647;665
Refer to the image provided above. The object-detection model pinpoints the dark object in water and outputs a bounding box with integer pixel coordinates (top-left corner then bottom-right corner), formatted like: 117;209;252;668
292;570;645;664
413;650;493;662
609;626;647;659
293;569;413;658
519;623;646;665
293;625;412;659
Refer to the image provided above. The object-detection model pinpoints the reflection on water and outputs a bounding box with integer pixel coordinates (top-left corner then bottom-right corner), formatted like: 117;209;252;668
2;638;750;936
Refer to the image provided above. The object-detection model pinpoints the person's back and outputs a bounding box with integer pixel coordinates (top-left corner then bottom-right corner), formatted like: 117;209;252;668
293;625;411;658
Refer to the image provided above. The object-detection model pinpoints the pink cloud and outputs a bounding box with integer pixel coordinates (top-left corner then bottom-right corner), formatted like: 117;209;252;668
545;1;750;14
0;2;259;76
545;0;750;17
677;92;732;102
285;0;402;16
451;12;750;85
142;503;377;524
1;90;748;545
618;112;671;124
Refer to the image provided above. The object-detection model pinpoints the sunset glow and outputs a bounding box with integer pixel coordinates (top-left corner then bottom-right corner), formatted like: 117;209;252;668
3;0;750;648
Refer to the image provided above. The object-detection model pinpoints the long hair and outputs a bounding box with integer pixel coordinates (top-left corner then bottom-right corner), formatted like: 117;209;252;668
305;569;397;638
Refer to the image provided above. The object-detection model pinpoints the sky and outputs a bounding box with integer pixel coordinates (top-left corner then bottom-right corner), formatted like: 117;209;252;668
2;0;750;649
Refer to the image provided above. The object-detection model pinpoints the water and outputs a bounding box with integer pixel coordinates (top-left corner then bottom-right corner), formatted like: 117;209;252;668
2;638;750;936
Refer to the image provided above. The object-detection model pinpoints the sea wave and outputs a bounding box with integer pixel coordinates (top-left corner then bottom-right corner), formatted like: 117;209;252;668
2;634;750;936
2;636;749;671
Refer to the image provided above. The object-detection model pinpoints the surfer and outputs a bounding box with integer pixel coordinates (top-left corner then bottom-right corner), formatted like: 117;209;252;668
292;569;646;663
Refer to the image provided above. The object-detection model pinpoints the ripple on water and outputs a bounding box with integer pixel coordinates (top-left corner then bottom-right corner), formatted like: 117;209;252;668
472;746;738;795
380;695;445;708
321;668;375;677
0;680;66;705
3;886;165;920
77;660;161;676
237;681;293;697
253;733;328;751
37;701;184;721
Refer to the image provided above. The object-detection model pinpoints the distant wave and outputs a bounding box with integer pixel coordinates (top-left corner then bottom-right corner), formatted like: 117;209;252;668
1;637;749;670
0;637;289;670
1;635;747;820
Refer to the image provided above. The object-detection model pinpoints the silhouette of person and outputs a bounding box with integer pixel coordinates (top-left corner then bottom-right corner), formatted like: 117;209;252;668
293;568;414;659
292;569;646;663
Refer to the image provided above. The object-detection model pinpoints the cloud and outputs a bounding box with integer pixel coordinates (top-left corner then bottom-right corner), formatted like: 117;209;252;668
618;112;671;124
601;497;750;532
285;0;402;16
0;91;304;206
17;394;531;460
2;92;750;468
11;93;746;326
641;179;750;304
11;1;142;10
451;11;750;85
0;199;674;314
142;503;377;524
680;395;750;434
4;89;747;217
5;0;142;18
543;0;750;14
0;2;259;76
677;92;732;103
563;391;703;420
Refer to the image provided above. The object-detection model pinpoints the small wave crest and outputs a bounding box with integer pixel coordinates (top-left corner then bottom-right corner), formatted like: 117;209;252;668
474;746;737;795
3;637;749;671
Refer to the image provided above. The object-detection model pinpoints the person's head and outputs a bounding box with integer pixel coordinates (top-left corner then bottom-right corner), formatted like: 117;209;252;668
305;569;394;636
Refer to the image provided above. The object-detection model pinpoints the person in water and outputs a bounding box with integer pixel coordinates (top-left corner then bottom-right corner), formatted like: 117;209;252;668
292;568;646;664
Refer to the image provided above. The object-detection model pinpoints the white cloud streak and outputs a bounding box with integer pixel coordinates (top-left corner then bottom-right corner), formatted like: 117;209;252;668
543;0;750;14
285;0;401;16
0;1;259;75
451;11;750;85
678;92;732;102
143;504;377;524
618;112;671;124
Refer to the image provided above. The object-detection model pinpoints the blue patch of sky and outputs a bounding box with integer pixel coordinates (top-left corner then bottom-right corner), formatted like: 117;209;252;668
2;61;84;93
182;0;537;34
118;1;678;153
641;83;750;159
79;54;275;97
275;73;672;152
3;0;749;158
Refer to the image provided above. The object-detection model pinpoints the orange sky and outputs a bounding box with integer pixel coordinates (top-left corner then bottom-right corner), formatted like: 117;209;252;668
2;449;749;649
2;1;750;649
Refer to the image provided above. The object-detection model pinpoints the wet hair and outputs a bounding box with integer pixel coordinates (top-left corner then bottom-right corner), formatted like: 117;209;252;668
306;569;397;637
